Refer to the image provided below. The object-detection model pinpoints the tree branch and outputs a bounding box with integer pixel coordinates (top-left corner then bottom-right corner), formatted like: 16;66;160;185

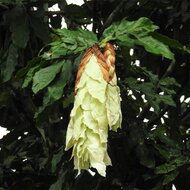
181;111;190;122
162;61;176;78
92;0;98;33
99;1;125;34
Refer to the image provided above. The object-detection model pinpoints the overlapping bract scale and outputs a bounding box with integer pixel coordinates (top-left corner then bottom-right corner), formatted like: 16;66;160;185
65;44;122;177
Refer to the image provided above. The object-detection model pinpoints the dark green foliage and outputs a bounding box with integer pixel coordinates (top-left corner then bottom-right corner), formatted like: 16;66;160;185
0;0;190;190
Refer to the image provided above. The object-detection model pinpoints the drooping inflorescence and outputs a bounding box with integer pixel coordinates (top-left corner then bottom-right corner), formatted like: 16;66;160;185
65;43;122;177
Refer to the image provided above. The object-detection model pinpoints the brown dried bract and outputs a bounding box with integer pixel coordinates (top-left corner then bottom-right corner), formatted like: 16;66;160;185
103;43;116;80
75;43;116;94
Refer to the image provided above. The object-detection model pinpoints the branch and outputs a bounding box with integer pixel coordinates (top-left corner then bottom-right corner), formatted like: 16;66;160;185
162;61;176;78
92;0;98;33
137;61;176;122
0;3;8;9
181;110;190;122
99;1;125;34
44;10;65;15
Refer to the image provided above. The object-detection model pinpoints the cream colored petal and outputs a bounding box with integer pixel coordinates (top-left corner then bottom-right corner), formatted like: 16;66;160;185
84;55;105;81
65;120;74;151
65;49;122;177
87;80;107;103
83;111;99;133
81;92;91;110
106;83;122;131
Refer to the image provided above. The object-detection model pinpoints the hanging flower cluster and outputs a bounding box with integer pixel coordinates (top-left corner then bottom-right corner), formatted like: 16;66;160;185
65;43;122;177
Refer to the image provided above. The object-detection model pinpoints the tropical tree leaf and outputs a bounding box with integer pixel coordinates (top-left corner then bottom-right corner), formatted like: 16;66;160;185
51;147;64;173
135;36;175;61
34;60;72;119
7;5;30;48
163;170;179;185
101;17;175;60
151;32;190;54
32;61;63;94
22;65;41;88
29;10;50;43
42;28;98;60
1;44;18;82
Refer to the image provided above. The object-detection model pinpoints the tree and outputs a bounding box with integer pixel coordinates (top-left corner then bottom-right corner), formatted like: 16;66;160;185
0;0;190;189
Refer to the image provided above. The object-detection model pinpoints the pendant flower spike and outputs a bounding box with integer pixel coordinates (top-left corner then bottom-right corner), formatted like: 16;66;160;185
65;43;122;177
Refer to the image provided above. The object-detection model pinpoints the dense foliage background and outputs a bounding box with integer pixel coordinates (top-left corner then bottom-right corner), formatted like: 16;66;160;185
0;0;190;189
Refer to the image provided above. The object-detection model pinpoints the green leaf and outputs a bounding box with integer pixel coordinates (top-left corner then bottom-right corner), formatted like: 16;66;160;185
102;17;159;40
42;28;98;60
48;61;72;101
136;144;155;168
49;178;62;190
163;170;179;185
8;5;29;48
122;17;159;35
151;32;190;54
39;157;48;170
101;17;175;60
49;169;67;190
154;144;172;161
3;155;15;167
146;94;160;114
135;36;175;61
155;157;188;174
160;87;176;95
159;77;181;87
1;44;18;82
51;147;64;173
150;181;163;190
152;127;176;147
37;127;46;142
73;51;84;70
22;65;41;88
126;77;160;113
157;95;176;107
16;57;41;80
32;61;63;94
138;66;159;84
30;11;50;43
34;61;72;118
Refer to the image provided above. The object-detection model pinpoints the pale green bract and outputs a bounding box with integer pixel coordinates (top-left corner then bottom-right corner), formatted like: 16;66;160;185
65;54;122;177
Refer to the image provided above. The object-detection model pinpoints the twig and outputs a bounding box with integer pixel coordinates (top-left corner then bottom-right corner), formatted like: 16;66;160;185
44;10;64;15
179;108;190;120
0;3;8;9
181;111;190;122
162;61;176;78
99;1;125;34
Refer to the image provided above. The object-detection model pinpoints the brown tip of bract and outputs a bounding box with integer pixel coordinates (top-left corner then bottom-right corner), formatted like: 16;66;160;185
75;43;116;94
103;43;116;80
